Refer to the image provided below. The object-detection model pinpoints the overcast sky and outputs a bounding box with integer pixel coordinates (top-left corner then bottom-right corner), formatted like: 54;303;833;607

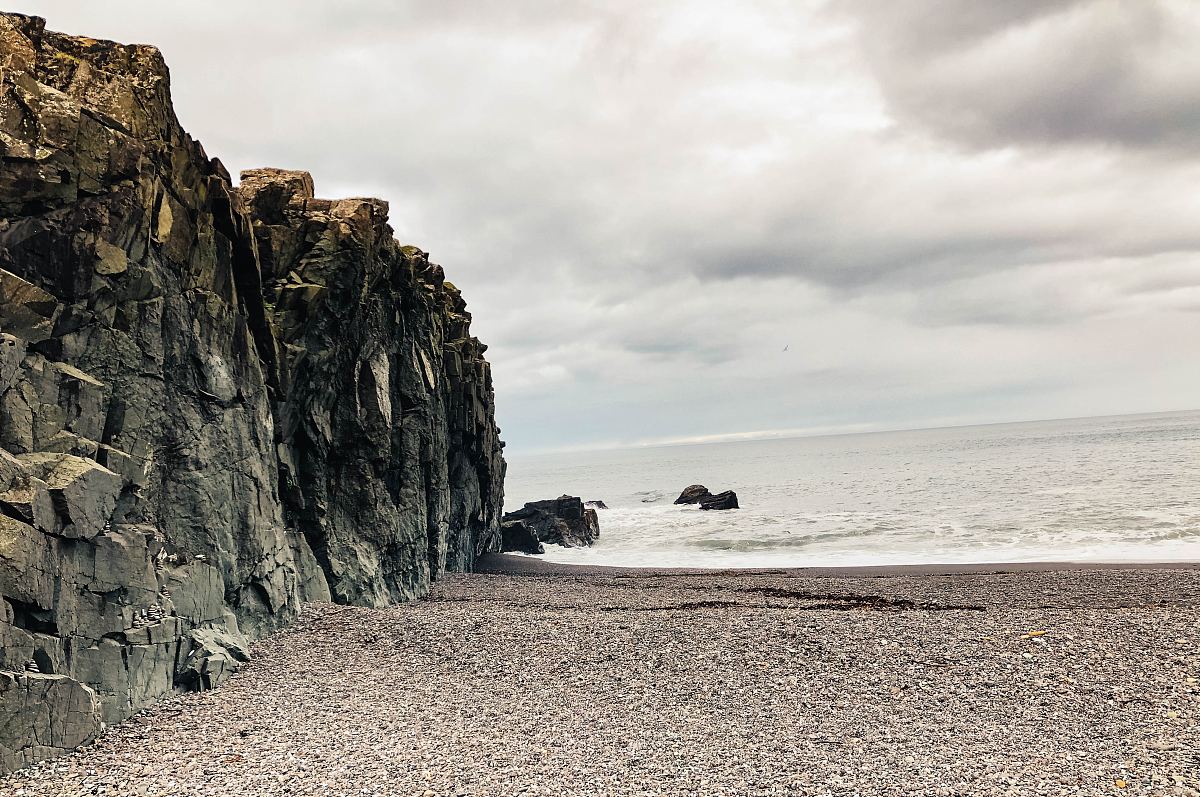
20;1;1200;452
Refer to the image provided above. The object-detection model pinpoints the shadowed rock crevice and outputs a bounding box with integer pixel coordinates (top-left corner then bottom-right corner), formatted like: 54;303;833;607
0;13;504;771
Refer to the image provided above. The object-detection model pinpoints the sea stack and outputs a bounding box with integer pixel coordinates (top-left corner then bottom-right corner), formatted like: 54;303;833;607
674;484;739;509
0;13;504;772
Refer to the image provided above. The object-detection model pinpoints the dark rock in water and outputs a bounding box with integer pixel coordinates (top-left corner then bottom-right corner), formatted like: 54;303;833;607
638;490;665;503
501;520;545;555
584;500;608;510
700;491;740;511
0;13;504;772
503;495;599;548
674;484;714;505
677;484;739;509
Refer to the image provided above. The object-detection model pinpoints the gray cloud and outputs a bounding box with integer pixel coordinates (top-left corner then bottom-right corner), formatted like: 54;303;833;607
15;0;1200;451
840;0;1200;150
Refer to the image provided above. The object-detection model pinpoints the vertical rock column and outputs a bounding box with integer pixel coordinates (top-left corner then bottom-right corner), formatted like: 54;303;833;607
239;169;505;606
0;14;298;770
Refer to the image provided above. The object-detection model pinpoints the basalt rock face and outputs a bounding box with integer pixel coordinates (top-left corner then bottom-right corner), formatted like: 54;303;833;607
240;168;505;605
0;14;504;771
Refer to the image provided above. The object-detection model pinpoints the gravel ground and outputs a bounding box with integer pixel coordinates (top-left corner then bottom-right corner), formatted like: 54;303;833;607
3;565;1198;797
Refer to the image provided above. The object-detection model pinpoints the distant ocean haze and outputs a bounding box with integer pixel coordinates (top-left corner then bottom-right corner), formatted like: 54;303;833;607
504;410;1200;568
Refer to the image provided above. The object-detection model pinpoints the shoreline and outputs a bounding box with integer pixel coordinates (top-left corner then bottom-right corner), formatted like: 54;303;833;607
476;551;1200;578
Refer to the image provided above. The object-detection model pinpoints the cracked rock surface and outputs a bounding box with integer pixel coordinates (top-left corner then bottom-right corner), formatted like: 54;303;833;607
0;12;503;771
1;567;1196;796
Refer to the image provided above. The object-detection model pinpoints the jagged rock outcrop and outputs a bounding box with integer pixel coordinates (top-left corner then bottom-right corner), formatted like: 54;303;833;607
699;490;739;511
501;496;599;550
673;484;739;509
0;14;504;771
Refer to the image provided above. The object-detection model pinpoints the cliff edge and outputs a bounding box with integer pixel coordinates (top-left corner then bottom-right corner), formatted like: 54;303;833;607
0;13;504;771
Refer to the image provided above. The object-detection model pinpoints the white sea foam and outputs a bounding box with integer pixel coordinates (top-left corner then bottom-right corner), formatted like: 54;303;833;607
505;410;1200;568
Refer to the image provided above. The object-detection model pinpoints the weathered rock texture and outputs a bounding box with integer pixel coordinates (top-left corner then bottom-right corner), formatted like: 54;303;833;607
0;14;504;771
501;496;598;550
240;168;505;605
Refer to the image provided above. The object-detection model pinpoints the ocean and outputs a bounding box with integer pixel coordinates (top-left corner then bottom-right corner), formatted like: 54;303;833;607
503;410;1200;568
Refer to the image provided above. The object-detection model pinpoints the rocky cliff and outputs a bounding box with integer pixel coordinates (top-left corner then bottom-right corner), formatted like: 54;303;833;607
0;13;504;771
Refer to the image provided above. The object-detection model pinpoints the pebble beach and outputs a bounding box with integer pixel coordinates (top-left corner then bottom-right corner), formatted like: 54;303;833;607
3;559;1198;797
